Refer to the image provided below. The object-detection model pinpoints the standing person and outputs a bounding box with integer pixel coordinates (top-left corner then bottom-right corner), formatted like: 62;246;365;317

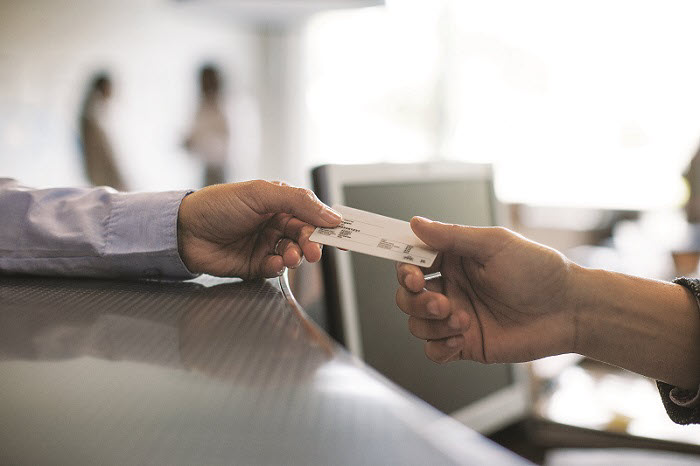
79;72;126;190
184;64;230;186
684;142;700;223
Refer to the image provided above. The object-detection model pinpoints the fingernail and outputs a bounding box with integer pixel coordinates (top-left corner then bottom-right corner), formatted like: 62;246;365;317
427;301;440;316
448;314;461;330
446;336;461;348
321;208;342;224
277;267;286;277
405;274;416;290
412;216;431;226
295;257;303;268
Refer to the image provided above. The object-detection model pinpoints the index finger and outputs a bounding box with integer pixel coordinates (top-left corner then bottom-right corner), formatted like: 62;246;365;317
250;181;342;228
396;262;425;293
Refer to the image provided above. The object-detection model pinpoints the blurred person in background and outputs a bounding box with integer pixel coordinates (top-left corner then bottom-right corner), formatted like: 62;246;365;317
184;64;230;186
685;142;700;224
79;72;126;190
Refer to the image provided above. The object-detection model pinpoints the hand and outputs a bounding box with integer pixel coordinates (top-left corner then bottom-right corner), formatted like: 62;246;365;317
177;180;341;279
396;217;577;364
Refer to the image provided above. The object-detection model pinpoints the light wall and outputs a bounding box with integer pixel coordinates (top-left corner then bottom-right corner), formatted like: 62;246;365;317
0;0;262;191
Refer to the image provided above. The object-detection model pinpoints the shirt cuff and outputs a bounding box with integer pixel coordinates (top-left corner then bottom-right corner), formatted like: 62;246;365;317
657;380;700;425
669;385;700;407
105;190;198;279
655;277;700;424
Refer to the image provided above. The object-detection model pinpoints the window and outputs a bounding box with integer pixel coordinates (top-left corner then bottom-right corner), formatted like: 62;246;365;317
305;0;700;209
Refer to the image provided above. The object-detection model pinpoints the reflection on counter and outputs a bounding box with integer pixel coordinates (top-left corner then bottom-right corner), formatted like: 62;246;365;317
0;275;525;465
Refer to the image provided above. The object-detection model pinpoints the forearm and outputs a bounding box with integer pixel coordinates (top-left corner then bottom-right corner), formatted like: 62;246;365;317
0;179;196;279
571;265;700;390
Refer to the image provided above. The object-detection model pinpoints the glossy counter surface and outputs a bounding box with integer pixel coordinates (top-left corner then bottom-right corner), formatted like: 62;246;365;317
0;274;527;465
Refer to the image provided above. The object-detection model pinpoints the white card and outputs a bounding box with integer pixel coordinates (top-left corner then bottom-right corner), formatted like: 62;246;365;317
309;205;437;267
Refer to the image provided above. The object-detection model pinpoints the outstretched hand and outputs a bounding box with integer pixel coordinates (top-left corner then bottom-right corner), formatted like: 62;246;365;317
396;217;577;364
177;180;342;279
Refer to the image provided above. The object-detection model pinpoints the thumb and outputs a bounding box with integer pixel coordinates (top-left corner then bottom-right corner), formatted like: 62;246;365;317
253;181;342;227
410;216;509;262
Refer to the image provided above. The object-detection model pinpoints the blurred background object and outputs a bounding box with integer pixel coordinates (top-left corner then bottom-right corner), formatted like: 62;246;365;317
3;0;700;206
79;71;126;189
0;0;269;190
183;64;230;186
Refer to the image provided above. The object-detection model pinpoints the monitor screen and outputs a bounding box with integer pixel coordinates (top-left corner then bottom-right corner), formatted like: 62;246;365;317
343;180;511;414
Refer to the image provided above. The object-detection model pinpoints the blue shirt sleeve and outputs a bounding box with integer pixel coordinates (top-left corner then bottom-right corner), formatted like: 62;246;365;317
0;178;197;279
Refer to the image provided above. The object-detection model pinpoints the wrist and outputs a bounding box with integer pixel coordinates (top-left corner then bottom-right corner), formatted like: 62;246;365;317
566;266;700;389
176;192;196;272
566;265;608;356
559;262;601;355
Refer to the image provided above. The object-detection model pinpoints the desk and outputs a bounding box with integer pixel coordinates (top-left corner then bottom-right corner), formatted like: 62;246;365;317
0;274;527;465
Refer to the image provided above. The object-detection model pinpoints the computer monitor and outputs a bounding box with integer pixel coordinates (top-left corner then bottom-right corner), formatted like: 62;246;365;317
312;162;529;434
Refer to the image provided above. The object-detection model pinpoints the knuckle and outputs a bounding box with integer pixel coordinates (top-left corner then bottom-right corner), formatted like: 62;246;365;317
294;187;315;203
492;226;511;240
247;179;273;199
299;225;315;241
284;239;297;253
446;223;462;248
250;179;268;191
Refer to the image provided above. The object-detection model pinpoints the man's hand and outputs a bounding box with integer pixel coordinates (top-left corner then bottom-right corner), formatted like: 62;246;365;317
177;180;341;279
395;217;577;365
